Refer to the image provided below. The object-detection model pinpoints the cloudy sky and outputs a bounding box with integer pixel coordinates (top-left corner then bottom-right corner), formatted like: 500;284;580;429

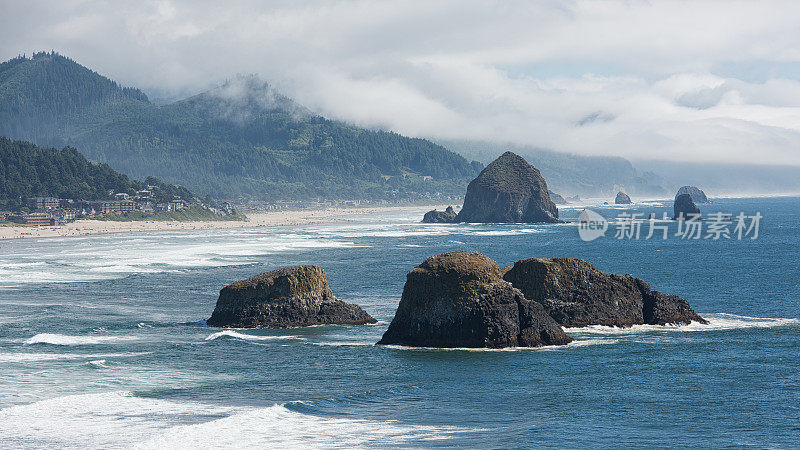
3;0;800;165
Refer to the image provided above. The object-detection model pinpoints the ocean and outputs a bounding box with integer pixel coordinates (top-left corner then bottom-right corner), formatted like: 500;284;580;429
0;197;798;448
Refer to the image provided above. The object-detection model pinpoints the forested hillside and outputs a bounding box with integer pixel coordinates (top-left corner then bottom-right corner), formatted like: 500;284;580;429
0;52;481;200
0;137;196;208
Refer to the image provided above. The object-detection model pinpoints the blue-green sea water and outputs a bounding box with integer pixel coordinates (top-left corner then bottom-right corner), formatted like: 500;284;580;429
0;197;798;448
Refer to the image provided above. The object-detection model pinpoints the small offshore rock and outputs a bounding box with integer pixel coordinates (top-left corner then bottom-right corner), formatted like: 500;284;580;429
422;206;457;223
207;265;376;328
673;193;701;220
676;186;709;203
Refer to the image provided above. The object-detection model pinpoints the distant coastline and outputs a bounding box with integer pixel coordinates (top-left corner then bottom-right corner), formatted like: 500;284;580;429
0;205;448;240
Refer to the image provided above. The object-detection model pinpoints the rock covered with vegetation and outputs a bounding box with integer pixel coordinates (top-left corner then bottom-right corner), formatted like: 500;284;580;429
454;152;560;223
207;266;376;328
673;193;701;219
502;257;706;327
676;186;709;203
421;206;457;223
614;191;631;204
377;251;573;348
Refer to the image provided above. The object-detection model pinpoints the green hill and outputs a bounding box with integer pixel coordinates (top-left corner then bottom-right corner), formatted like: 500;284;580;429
0;52;482;200
0;136;196;209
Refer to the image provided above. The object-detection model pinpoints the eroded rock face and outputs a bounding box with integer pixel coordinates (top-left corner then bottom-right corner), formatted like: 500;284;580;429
422;206;457;223
207;266;376;328
673;193;701;219
676;186;709;203
454;152;560;223
502;258;706;327
377;251;572;348
615;191;632;204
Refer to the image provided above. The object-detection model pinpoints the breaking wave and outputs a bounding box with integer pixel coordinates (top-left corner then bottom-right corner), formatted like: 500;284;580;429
0;391;471;448
23;333;140;346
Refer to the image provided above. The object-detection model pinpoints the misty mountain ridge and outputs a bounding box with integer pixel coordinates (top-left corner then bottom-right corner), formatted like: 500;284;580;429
3;52;798;201
438;139;670;197
0;52;480;200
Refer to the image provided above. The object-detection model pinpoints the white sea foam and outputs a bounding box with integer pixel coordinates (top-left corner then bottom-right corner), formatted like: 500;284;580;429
0;352;149;363
141;403;469;448
204;330;302;342
23;333;140;346
379;337;619;352
0;229;365;287
564;313;800;335
86;359;109;368
0;391;470;449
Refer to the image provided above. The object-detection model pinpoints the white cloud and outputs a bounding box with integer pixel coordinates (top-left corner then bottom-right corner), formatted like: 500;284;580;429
2;0;800;164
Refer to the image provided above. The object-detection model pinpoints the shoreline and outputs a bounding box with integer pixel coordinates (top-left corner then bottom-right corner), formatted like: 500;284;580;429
0;204;448;241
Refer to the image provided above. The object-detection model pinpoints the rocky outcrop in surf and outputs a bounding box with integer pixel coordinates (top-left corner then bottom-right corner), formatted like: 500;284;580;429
673;193;701;219
421;206;457;223
207;265;376;328
615;191;631;204
676;186;709;203
502;258;706;327
377;251;573;348
454;152;560;223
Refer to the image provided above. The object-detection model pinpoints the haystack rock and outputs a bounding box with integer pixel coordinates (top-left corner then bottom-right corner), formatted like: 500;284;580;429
673;193;701;220
377;251;572;348
207;266;376;328
422;206;457;223
615;191;632;204
502;258;706;327
454;152;560;223
676;186;709;203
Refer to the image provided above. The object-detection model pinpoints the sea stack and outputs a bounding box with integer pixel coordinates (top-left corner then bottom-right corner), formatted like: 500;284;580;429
676;186;709;203
502;258;706;327
207;266;376;328
377;251;572;348
454;152;560;223
673;193;701;219
615;191;632;204
422;206;457;223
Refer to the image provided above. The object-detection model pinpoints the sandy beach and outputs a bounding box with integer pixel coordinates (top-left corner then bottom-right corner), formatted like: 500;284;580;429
0;205;447;240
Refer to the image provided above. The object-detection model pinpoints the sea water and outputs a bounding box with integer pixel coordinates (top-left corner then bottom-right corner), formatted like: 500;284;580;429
0;197;798;448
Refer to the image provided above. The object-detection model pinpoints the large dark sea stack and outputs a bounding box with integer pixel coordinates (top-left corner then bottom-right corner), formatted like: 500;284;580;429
454;152;560;223
377;251;572;348
422;206;457;223
503;258;706;327
676;186;709;203
207;266;376;328
615;191;632;204
673;193;701;219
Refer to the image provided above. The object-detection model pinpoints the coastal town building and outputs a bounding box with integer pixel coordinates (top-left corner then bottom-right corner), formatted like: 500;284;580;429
23;212;53;226
26;197;58;210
